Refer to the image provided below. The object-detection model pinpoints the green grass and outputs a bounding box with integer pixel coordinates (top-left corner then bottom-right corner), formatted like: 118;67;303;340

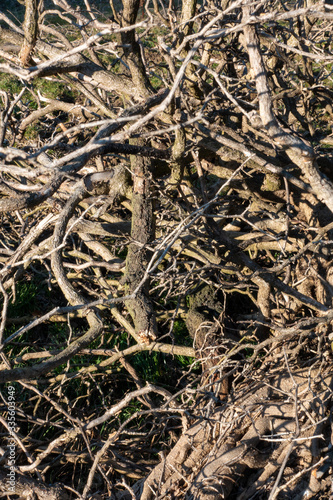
132;350;165;382
0;74;23;94
23;124;39;140
0;0;25;21
34;79;78;101
119;400;142;422
8;281;39;317
150;73;163;90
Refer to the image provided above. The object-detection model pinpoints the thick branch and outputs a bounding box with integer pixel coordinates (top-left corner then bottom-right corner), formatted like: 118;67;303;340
243;4;333;214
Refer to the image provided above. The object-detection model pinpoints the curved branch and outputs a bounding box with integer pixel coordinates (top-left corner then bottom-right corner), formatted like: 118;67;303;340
0;25;141;98
243;6;333;214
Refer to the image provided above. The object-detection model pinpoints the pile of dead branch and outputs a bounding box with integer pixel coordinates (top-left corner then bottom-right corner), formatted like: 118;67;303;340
0;0;333;498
